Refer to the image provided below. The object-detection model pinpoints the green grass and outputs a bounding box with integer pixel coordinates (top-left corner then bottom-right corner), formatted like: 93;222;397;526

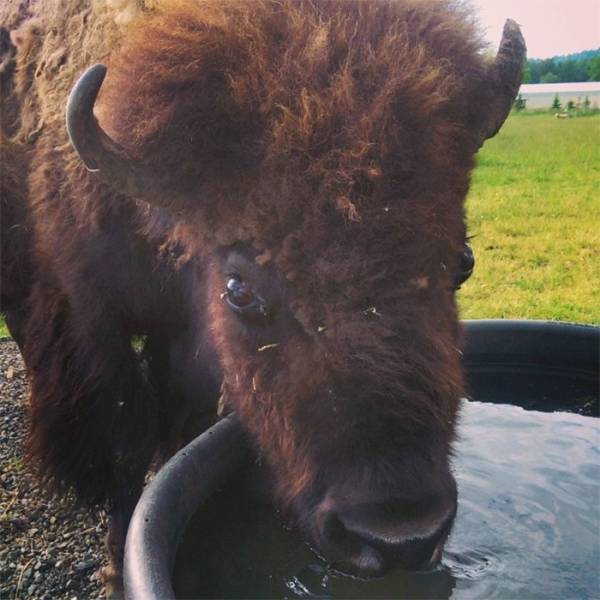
1;114;598;337
459;113;600;324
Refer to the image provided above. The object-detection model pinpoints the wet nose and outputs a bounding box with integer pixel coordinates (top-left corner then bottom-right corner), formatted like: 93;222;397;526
312;489;456;576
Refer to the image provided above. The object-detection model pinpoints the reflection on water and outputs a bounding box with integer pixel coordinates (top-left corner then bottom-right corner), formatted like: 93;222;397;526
445;402;599;600
173;401;600;599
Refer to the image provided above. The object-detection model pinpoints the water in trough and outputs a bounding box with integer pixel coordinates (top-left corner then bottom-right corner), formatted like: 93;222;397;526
174;400;600;599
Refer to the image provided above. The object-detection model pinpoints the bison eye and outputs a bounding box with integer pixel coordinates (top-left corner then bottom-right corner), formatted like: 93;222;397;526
453;243;475;289
224;276;266;316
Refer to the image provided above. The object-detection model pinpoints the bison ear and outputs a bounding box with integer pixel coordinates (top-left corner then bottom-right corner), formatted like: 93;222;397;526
66;64;177;207
471;19;526;147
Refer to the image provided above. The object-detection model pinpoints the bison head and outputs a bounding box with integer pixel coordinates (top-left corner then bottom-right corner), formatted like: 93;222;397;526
66;0;524;576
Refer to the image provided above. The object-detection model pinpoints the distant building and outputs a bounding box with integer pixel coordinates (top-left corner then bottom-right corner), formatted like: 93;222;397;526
519;82;600;109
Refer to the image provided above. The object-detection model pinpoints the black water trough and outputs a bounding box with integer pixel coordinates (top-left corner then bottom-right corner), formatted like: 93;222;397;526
123;320;599;600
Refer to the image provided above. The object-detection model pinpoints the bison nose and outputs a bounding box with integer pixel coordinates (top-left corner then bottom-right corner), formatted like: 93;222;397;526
311;489;456;577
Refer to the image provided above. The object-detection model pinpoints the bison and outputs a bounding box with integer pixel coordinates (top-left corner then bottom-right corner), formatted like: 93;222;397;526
0;0;525;591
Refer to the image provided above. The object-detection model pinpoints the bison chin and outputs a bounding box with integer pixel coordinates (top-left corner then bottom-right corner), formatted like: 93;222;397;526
285;453;458;577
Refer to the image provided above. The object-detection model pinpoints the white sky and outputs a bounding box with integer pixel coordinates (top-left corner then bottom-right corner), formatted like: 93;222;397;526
470;0;600;58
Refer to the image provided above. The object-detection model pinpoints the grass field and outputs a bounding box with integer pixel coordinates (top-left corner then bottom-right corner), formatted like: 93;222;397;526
1;113;598;337
458;112;599;324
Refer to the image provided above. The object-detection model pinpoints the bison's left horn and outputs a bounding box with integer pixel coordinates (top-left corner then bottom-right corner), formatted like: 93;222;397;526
66;64;166;203
475;19;526;146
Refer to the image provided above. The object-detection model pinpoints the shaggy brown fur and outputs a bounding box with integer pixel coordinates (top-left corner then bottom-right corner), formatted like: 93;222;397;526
1;132;31;342
1;25;30;320
1;0;524;583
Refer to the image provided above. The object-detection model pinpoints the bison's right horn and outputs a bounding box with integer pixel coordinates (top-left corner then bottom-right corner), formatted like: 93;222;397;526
66;64;168;204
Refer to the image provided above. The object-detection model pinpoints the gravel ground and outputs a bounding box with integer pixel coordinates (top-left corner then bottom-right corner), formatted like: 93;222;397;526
0;340;108;599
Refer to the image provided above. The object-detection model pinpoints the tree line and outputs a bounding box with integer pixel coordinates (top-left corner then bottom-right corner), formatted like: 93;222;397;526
514;92;595;113
523;49;600;83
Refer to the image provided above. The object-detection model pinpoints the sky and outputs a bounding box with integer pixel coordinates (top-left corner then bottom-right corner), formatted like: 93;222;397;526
471;0;600;58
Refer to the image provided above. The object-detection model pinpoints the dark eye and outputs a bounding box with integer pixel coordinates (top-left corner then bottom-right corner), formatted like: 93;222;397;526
224;276;266;315
453;243;475;289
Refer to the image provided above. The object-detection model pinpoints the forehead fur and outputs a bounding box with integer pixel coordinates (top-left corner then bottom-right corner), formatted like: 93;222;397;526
100;0;484;316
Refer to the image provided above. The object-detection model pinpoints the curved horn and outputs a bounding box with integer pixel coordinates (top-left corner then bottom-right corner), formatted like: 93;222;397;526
66;64;167;203
476;19;526;145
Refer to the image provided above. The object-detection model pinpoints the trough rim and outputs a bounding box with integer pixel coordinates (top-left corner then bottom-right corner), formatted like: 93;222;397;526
123;414;249;600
